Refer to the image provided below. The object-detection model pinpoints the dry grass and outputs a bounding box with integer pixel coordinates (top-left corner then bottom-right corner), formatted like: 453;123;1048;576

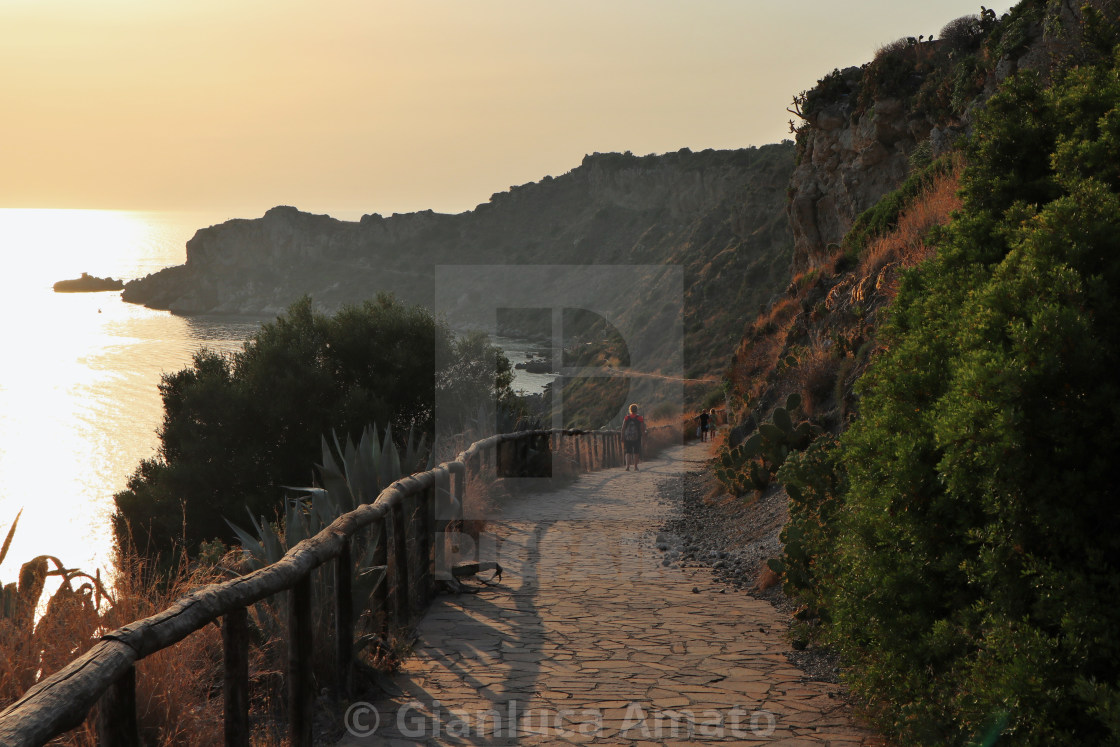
858;163;963;303
724;162;962;427
794;343;841;418
0;548;290;747
753;566;782;592
731;296;801;404
643;420;682;460
107;551;291;746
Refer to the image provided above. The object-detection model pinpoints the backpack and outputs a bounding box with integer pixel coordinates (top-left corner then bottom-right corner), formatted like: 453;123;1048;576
623;416;641;441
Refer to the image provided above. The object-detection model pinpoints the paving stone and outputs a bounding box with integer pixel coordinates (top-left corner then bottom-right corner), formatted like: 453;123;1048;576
334;443;878;746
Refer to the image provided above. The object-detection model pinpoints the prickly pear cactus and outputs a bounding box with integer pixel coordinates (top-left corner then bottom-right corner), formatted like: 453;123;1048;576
713;390;823;499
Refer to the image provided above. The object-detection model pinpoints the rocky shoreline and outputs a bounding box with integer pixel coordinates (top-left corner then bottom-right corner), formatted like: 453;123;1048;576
654;461;842;683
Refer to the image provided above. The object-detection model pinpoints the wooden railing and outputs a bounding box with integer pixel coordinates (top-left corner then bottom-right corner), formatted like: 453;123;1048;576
0;428;624;747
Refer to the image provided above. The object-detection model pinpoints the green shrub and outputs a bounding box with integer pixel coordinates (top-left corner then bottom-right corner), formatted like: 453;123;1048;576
114;294;513;558
814;49;1120;745
771;435;844;607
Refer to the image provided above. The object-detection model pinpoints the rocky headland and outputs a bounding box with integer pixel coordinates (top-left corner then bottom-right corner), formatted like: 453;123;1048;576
123;146;796;380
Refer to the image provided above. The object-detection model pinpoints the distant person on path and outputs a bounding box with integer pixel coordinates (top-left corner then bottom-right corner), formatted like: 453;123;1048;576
698;409;710;442
709;408;718;441
622;403;646;471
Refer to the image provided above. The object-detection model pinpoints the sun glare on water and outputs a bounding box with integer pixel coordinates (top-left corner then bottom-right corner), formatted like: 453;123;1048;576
0;208;254;588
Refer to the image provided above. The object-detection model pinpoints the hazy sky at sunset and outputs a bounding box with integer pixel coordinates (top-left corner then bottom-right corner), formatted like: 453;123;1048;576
2;1;1012;220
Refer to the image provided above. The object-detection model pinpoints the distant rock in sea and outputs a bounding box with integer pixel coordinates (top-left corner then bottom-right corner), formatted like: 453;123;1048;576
53;272;125;293
514;358;554;374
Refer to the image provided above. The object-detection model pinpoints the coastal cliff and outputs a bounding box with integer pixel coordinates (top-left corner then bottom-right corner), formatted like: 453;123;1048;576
124;145;796;379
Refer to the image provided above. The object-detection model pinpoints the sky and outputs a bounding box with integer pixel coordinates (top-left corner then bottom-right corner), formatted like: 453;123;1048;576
1;0;1014;221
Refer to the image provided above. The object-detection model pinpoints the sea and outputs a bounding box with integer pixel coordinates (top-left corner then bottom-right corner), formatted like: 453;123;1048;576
0;208;552;588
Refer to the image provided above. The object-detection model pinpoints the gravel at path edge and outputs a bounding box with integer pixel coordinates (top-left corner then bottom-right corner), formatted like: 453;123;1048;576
654;464;843;684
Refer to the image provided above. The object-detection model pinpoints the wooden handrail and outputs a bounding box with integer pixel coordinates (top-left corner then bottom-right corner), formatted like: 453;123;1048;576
0;427;633;747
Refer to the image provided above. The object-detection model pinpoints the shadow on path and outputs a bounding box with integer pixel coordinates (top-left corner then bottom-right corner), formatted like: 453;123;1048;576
336;442;882;746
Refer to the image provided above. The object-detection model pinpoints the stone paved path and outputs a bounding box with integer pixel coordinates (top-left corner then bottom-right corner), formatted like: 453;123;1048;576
336;443;882;746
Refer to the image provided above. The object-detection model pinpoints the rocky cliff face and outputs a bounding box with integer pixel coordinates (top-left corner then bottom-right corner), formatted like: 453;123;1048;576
786;0;1113;271
124;145;797;379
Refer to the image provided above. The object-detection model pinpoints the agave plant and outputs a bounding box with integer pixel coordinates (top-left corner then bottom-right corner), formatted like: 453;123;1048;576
227;424;430;626
1;510;113;629
1;510;114;697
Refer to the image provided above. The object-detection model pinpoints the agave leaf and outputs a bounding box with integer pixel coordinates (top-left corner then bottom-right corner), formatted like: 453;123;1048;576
350;431;377;504
225;517;266;565
259;517;285;564
285;497;310;549
357;565;387;590
378;426;401;488
319;463;353;509
343;431;359;472
320;434;342;478
355;532;381;567
381;423;393;455
0;508;21;566
330;430;347;469
18;556;48;605
0;508;22;566
365;423;382;459
308;488;339;528
402;428;420;470
1;584;18;619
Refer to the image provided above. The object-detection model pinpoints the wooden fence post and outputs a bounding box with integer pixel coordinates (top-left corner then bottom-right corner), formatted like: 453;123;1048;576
434;467;452;582
424;481;437;597
372;517;389;635
289;575;313;747
406;490;423;619
223;607;250;747
97;665;139;747
414;486;432;606
452;462;466;544
335;538;353;699
391;497;411;626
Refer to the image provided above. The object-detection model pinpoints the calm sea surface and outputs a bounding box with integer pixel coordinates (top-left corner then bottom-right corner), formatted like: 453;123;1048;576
0;208;549;586
0;208;262;585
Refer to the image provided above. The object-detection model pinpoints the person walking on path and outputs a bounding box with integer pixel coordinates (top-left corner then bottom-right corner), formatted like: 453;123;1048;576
698;409;710;442
622;403;646;470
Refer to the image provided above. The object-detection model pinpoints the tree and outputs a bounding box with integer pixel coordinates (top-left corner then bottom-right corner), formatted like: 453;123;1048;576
113;294;513;558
